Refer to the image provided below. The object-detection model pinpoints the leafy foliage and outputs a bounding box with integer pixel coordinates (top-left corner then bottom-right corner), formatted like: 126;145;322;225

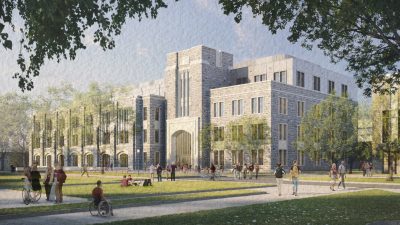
218;0;400;96
1;0;168;91
298;95;358;162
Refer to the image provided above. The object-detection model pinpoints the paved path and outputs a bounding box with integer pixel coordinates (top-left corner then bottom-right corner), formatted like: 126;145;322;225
0;189;87;209
0;185;365;225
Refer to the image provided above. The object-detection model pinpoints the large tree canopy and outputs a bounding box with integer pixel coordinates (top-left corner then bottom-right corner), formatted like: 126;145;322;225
219;0;400;96
0;0;167;91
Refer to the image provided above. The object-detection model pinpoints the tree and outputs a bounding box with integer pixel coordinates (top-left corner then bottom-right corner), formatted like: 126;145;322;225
218;0;400;96
298;94;358;164
1;0;168;91
0;93;33;169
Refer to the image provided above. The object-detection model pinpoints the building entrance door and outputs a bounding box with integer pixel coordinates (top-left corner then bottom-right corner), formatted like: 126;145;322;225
174;131;191;167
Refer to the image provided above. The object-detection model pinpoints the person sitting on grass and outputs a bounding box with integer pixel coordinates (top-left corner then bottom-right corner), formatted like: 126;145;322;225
127;175;133;186
121;175;128;187
92;180;114;216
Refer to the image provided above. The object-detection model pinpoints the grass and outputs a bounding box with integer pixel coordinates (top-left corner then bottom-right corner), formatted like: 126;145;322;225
299;175;400;183
0;189;263;217
96;189;400;225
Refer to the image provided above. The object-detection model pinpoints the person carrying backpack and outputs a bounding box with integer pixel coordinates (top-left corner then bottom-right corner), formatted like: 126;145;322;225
274;163;286;196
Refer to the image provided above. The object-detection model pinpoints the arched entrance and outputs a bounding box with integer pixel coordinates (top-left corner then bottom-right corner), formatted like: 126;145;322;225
58;155;65;167
46;155;52;167
102;154;111;168
86;154;94;167
119;153;128;167
173;130;191;167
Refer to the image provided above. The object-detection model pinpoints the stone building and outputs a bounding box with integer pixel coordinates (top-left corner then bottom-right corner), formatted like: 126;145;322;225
30;45;357;171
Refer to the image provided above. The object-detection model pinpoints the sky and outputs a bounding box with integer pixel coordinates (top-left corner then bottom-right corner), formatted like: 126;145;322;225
1;0;365;99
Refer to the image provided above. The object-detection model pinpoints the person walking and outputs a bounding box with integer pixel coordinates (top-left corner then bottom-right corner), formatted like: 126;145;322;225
243;163;248;179
149;164;155;181
171;163;177;181
30;164;42;193
210;163;216;181
290;160;301;196
329;163;338;191
81;164;89;177
43;165;54;201
274;163;286;196
255;163;260;180
248;163;254;179
156;164;163;182
54;163;67;203
237;164;242;180
338;161;346;189
369;162;373;177
361;161;367;177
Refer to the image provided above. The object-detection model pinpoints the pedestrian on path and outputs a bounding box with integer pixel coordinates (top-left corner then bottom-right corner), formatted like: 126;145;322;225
290;160;301;196
274;163;285;196
248;163;254;179
338;161;346;189
156;164;163;182
54;163;67;203
255;163;260;180
43;165;54;201
368;162;373;177
243;163;248;179
149;164;155;181
171;163;177;181
329;163;338;191
81;164;89;177
210;163;216;181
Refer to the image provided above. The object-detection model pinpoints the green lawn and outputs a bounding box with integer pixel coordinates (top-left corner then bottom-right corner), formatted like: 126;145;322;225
0;189;263;217
97;189;400;225
299;175;400;183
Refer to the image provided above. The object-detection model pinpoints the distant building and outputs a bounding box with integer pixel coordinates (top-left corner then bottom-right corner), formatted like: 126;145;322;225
30;45;357;171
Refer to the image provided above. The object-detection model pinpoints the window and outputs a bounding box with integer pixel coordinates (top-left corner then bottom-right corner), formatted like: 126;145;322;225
236;77;248;84
238;99;244;115
251;124;266;140
71;154;78;167
273;71;287;83
313;76;321;91
238;125;244;141
297;125;303;141
35;155;41;166
213;103;217;117
155;108;160;121
341;84;348;97
297;101;305;117
143;129;147;143
72;134;79;146
155;130;159;143
119;130;129;144
279;149;287;166
279;97;288;115
296;71;305;87
251;97;264;114
219;102;224;117
143;107;147;120
155;151;160;165
232;100;237;116
279;124;287;141
258;97;264;113
144;152;148;163
251;98;257;114
231;126;238;141
328;80;335;94
297;150;305;166
254;74;267;82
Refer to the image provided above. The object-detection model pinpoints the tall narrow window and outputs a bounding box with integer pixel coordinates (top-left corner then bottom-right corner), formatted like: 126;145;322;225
258;97;264;113
279;149;287;166
155;130;159;143
219;102;224;117
328;80;335;94
297;125;303;141
155;108;160;121
313;76;320;91
298;150;305;166
251;98;257;114
341;84;348;97
296;71;305;87
213;103;217;117
297;101;305;117
143;129;147;143
238;99;244;115
279;97;288;115
279;124;287;141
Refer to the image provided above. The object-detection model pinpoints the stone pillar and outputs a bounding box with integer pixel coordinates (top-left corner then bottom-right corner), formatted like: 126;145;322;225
135;96;144;170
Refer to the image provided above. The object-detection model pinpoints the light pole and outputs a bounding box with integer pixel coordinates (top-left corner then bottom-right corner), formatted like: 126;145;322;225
136;149;140;175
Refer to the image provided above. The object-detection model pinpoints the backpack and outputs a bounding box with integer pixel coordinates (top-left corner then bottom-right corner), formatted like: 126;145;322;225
275;167;284;178
57;170;67;183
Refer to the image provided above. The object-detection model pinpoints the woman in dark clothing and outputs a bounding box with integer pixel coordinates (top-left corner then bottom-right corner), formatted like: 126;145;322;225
156;164;163;182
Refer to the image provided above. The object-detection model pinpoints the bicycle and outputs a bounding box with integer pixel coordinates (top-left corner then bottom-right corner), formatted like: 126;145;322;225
89;200;113;217
21;178;42;205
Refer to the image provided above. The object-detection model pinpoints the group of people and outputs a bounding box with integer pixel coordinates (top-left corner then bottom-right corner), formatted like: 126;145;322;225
232;163;260;180
328;161;347;191
361;161;373;177
23;163;67;203
274;160;301;196
148;163;178;182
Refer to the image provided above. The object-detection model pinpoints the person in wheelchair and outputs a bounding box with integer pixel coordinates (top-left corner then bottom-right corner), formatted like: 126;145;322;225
30;165;42;192
92;180;114;216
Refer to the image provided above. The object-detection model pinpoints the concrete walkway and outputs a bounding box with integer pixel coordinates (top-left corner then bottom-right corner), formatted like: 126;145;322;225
0;189;87;209
0;185;365;225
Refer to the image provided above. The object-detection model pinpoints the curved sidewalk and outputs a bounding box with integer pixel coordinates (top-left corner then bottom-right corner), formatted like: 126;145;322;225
0;185;366;225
